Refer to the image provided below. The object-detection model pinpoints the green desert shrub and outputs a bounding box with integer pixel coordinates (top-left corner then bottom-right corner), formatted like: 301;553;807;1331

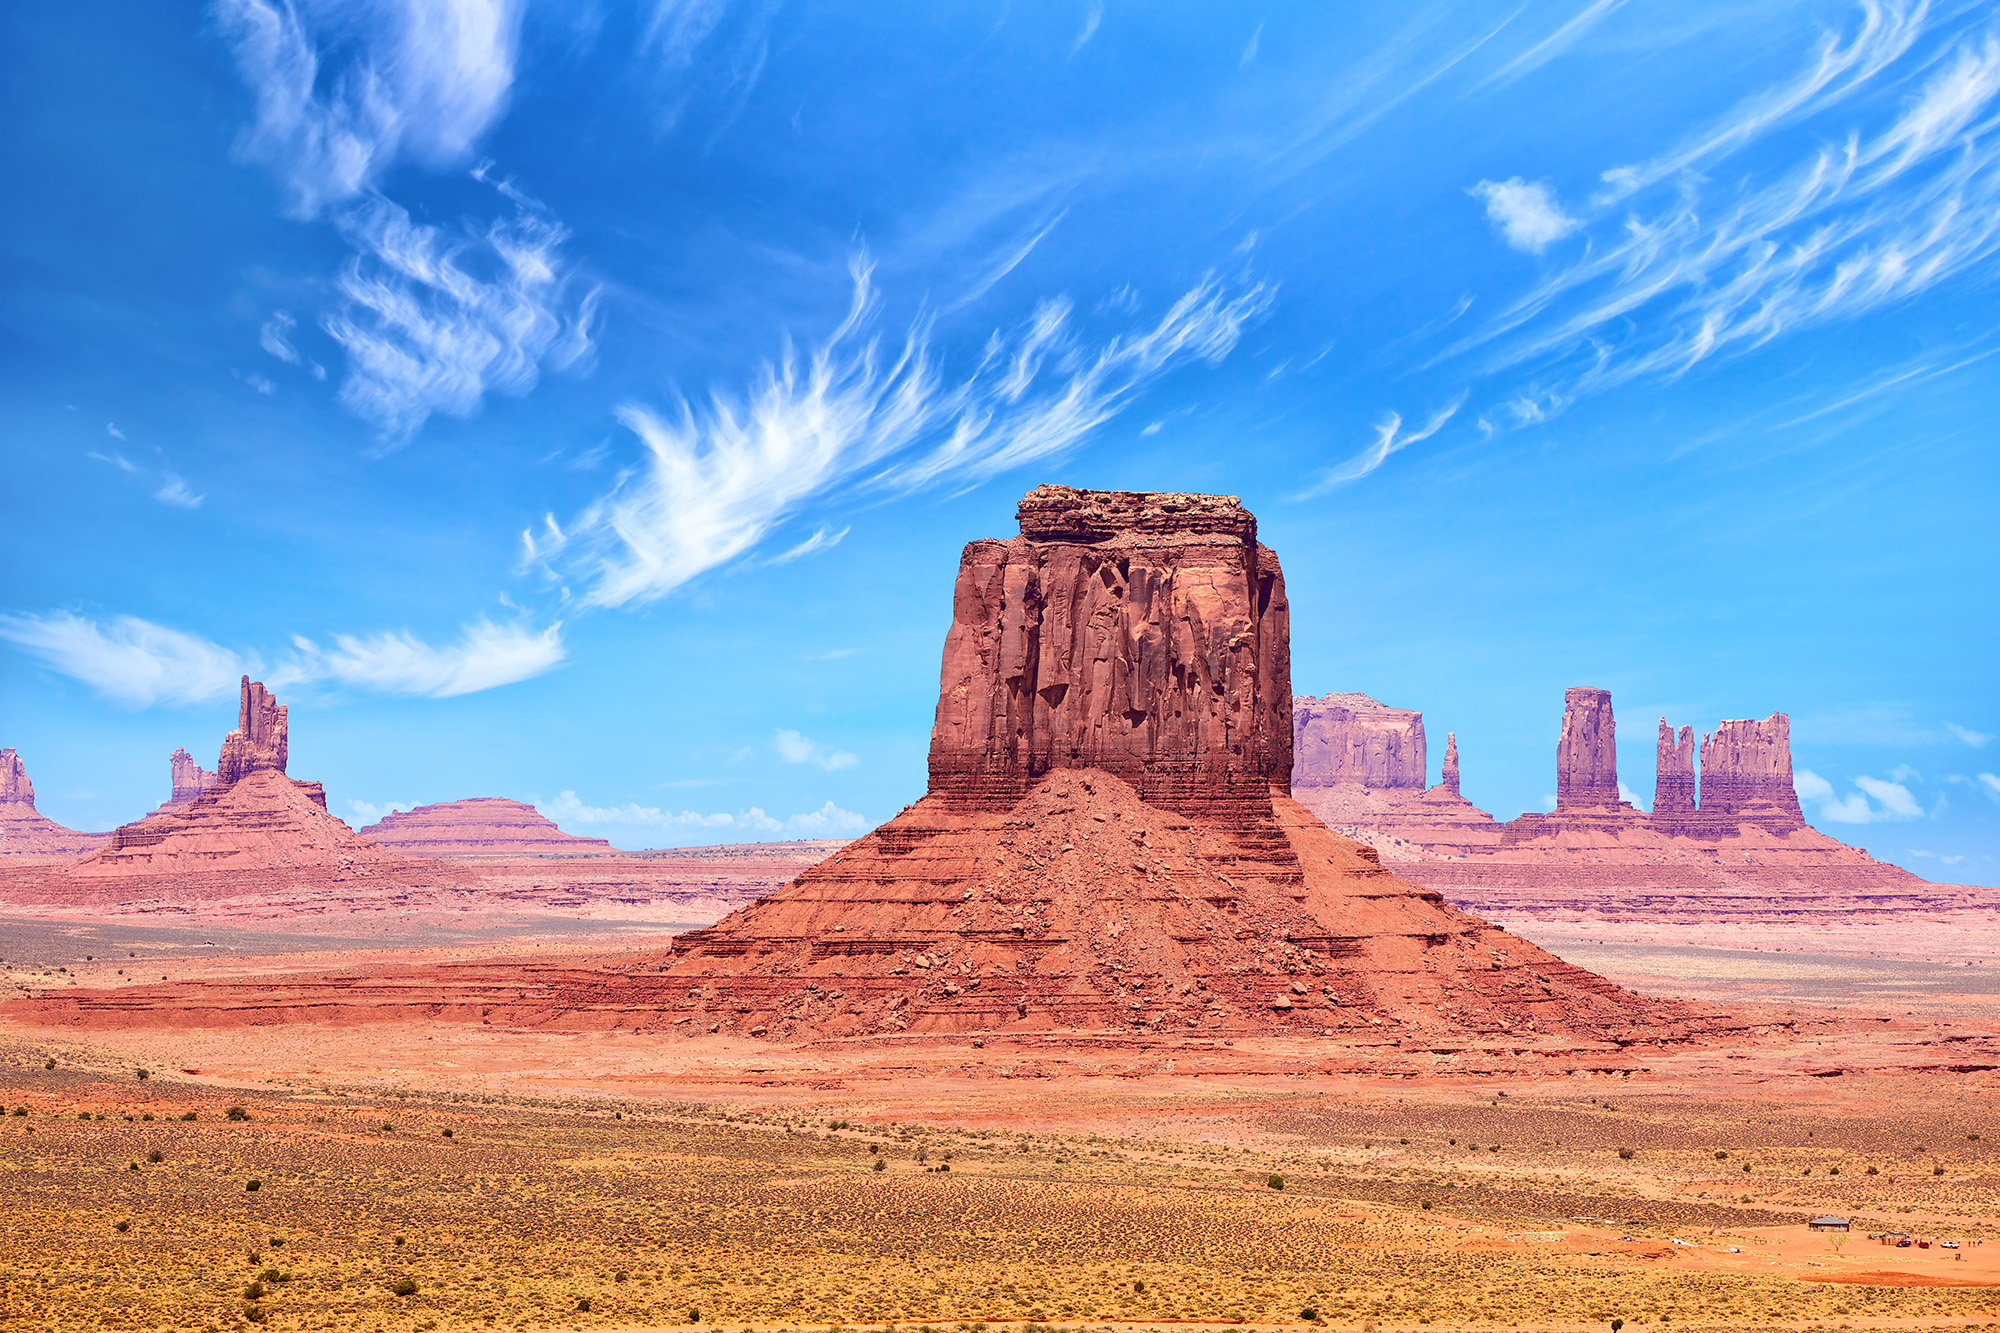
392;1279;418;1297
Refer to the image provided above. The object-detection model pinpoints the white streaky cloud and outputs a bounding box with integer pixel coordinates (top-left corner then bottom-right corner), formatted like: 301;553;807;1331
260;311;301;363
765;525;850;566
324;194;599;442
1241;23;1261;68
298;619;565;697
89;451;138;474
1979;772;2000;798
774;729;858;771
0;612;244;708
1469;177;1580;252
153;475;204;509
1071;2;1103;56
561;261;1271;606
1482;0;1626;87
1295;393;1465;495
535;791;866;836
1451;7;2000;416
1946;722;1993;747
217;0;525;219
105;423;126;440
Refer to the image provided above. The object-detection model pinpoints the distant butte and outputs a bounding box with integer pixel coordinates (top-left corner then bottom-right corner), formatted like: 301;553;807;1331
0;748;109;857
20;486;1729;1045
359;798;615;857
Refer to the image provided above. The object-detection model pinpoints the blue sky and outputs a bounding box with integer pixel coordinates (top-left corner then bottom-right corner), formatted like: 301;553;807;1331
3;0;1995;881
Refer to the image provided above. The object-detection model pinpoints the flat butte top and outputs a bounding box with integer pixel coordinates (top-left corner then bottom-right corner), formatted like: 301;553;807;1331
1014;484;1256;547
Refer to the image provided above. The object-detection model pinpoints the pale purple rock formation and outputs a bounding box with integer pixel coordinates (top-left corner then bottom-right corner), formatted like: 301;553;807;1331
1698;713;1807;833
1440;732;1460;796
1554;687;1620;812
1650;720;1697;833
167;747;217;807
1292;693;1426;789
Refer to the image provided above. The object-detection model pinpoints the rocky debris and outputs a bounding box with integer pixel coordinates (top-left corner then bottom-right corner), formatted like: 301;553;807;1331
1698;713;1807;833
928;485;1291;818
1441;731;1460;796
359;798;616;857
1650;720;1697;833
215;677;287;784
166;747;218;807
1556;687;1622;812
1293;693;1426;789
31;487;1716;1043
0;749;108;857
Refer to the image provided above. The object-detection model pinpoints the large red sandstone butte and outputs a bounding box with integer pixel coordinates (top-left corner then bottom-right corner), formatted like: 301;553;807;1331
359;797;616;857
0;748;108;857
16;487;1719;1044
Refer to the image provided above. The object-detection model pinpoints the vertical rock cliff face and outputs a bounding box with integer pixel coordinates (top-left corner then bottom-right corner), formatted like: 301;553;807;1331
167;748;217;807
1292;693;1426;789
928;485;1291;816
216;678;287;785
1650;720;1697;832
1440;732;1460;796
0;749;109;856
1698;714;1806;832
1555;687;1620;811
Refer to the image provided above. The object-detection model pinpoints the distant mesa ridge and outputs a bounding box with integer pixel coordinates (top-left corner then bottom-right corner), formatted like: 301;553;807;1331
0;747;109;856
359;798;615;857
166;747;218;807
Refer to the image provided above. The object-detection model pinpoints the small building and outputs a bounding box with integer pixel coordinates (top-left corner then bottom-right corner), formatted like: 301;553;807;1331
1809;1216;1851;1232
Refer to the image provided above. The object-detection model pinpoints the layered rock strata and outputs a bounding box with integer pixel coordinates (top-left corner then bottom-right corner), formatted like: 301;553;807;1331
1555;687;1622;812
0;749;109;856
360;798;616;857
18;487;1709;1044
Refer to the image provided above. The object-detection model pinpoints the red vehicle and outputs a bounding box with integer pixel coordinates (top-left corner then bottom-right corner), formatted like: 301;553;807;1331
1919;1240;1932;1249
1897;1238;1913;1247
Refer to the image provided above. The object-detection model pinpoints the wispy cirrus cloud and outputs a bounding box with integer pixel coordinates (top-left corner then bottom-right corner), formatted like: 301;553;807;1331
1459;4;2000;406
1296;394;1464;494
523;259;1271;606
325;192;599;443
1946;722;1993;747
535;790;866;836
217;0;525;219
0;611;561;706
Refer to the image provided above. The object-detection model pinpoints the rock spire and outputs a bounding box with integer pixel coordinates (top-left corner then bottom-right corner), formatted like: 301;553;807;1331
1441;732;1460;796
1698;714;1806;833
167;748;217;807
1650;720;1697;832
216;678;287;785
1555;687;1620;811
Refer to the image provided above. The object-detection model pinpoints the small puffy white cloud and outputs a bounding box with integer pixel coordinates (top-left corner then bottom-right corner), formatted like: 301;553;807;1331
1796;768;1924;824
1469;177;1580;252
535;791;865;837
294;619;565;697
1979;772;2000;799
774;729;858;771
1618;781;1647;811
1946;722;1993;747
0;612;244;707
